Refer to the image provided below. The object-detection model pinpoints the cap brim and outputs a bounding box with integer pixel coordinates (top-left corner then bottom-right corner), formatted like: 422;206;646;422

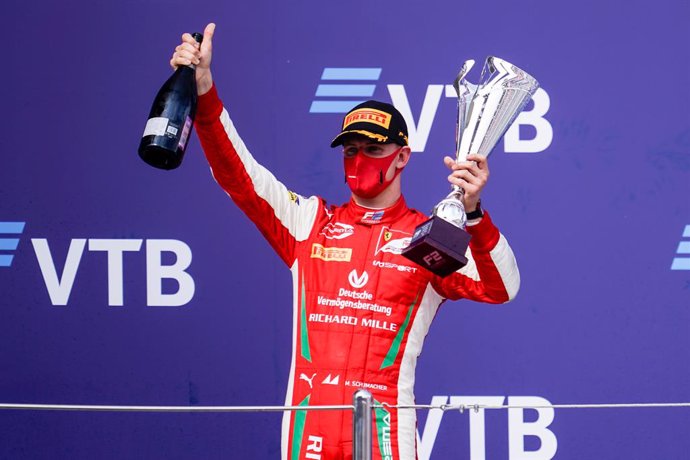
330;130;390;148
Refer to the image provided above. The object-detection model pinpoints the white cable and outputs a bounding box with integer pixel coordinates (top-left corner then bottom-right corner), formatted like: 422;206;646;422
0;404;353;412
1;402;689;413
389;402;690;412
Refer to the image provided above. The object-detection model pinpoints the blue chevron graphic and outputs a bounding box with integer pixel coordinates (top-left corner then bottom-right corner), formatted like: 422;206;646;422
671;225;690;270
310;67;382;114
0;221;25;267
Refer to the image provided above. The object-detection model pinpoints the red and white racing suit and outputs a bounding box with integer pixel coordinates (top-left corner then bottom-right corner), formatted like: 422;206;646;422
195;85;520;460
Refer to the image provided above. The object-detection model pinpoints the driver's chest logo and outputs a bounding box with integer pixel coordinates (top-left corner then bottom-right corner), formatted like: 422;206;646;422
348;270;369;289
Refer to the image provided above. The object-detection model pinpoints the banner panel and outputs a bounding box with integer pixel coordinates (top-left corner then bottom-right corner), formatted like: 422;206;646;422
1;0;688;458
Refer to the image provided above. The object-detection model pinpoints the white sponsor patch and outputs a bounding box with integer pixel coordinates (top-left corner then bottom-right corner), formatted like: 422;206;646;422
348;270;369;288
378;237;411;255
376;227;412;255
322;374;340;385
345;380;388;391
372;259;417;273
299;373;316;389
320;222;354;240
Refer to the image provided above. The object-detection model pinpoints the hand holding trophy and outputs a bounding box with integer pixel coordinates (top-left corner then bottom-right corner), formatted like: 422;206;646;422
402;57;539;276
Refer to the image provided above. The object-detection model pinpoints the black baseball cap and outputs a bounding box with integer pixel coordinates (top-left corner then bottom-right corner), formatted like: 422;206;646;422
330;100;409;148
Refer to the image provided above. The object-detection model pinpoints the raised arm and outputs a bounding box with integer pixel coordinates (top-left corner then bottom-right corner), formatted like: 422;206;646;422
432;153;520;302
170;24;322;266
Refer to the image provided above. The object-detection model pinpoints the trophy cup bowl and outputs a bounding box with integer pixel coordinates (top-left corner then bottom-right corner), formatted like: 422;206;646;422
402;56;539;277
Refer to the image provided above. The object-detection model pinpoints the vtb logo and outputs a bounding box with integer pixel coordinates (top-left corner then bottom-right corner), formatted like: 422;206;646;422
0;221;25;268
310;67;552;154
671;224;690;270
1;221;195;307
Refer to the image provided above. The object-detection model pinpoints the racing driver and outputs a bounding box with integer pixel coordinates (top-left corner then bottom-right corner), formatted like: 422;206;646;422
171;23;520;460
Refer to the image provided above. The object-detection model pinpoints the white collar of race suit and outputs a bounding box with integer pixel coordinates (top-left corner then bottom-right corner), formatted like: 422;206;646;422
345;196;410;225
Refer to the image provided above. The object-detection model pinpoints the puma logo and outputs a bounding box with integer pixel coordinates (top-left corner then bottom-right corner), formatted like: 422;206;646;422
300;372;317;389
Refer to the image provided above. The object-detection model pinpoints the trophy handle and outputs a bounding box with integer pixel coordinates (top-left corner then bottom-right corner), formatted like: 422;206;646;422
453;59;477;166
446;59;478;214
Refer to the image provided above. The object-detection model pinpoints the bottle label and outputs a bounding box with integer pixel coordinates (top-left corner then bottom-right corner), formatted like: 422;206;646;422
142;117;169;137
178;116;193;150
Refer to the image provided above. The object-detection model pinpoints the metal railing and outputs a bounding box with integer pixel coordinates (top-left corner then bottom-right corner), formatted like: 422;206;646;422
2;393;690;459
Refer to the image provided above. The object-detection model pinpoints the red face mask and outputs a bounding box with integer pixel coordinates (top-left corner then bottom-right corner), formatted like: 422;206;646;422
344;147;403;199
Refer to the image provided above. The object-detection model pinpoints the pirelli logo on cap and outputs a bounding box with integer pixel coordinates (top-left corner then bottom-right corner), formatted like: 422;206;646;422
311;243;352;262
343;109;391;130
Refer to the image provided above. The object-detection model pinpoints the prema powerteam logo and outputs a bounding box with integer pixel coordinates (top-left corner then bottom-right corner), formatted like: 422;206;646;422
310;67;553;154
1;221;195;307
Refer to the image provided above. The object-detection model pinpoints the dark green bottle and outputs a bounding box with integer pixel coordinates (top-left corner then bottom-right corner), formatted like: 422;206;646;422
138;32;203;170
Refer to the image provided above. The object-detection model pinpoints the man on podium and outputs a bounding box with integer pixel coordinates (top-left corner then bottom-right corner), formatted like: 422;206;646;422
171;23;519;460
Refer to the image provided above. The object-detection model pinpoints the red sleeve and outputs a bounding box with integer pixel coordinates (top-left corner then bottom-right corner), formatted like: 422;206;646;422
194;84;322;266
432;211;520;303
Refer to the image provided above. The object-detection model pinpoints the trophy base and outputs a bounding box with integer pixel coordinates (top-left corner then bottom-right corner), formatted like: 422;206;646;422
402;216;471;277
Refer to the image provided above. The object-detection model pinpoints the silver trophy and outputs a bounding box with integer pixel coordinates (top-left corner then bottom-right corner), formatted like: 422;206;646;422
403;56;539;277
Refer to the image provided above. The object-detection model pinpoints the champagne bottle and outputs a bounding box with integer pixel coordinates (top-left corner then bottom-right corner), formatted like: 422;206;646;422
138;32;203;170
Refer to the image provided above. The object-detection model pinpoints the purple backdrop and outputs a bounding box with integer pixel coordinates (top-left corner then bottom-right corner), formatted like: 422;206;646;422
1;0;689;458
